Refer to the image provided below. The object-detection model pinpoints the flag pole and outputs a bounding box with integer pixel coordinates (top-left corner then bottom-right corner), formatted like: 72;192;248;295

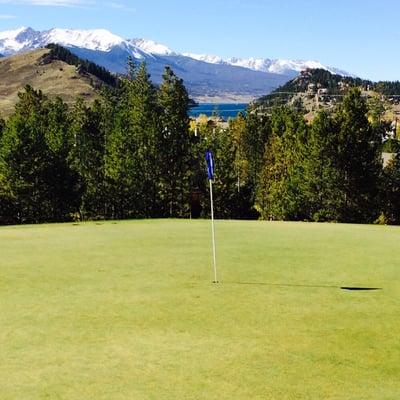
209;178;218;283
206;150;218;284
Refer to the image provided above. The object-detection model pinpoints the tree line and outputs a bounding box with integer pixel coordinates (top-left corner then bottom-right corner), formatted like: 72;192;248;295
43;44;119;87
0;63;399;225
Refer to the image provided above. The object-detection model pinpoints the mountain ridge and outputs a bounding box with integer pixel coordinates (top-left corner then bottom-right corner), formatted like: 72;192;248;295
0;27;354;101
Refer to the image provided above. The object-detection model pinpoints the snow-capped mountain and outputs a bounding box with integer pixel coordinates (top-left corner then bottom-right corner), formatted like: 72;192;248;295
181;53;352;77
0;27;33;54
0;27;354;100
0;27;177;58
0;27;151;58
130;38;175;56
182;53;225;65
226;57;352;77
42;28;124;52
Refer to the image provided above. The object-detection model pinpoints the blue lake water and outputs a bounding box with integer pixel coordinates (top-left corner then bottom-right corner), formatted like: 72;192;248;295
189;103;248;119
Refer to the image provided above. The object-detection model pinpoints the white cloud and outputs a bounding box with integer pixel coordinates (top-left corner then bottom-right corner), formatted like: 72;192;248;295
0;0;92;7
0;14;16;18
104;1;135;12
0;0;133;8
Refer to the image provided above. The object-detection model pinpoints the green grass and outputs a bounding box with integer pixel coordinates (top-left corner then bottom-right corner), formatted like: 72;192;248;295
0;220;399;399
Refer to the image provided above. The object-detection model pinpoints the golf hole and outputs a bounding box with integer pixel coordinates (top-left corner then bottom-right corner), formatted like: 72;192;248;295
340;287;382;291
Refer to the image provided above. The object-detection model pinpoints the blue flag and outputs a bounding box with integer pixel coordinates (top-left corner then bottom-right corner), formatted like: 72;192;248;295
205;150;215;181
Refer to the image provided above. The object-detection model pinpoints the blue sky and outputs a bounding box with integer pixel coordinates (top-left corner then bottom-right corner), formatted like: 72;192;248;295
0;0;399;81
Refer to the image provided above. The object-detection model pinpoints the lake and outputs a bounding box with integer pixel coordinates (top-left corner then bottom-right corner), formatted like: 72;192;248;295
189;103;248;119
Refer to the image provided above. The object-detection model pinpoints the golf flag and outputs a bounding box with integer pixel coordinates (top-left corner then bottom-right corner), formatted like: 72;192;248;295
205;150;218;283
205;150;214;181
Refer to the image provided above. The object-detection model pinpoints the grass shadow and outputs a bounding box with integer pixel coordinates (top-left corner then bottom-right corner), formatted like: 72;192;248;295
226;282;382;291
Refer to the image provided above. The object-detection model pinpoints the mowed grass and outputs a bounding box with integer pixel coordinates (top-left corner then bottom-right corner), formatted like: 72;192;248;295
0;220;399;400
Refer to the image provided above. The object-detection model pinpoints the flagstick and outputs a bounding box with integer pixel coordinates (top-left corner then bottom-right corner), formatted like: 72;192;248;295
209;179;218;283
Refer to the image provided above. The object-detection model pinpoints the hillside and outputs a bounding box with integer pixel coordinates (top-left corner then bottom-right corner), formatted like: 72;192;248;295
256;69;400;122
0;47;115;117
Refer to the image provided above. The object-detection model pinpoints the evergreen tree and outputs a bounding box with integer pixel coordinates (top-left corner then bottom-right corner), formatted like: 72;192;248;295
381;154;400;224
45;96;81;220
243;112;271;187
240;112;272;217
0;86;78;223
157;66;192;217
256;107;308;220
336;88;383;222
69;98;110;218
106;62;160;218
0;168;15;225
302;111;343;221
225;113;258;218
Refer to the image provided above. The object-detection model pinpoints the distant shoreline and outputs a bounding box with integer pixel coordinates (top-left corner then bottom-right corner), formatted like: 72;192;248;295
192;94;257;104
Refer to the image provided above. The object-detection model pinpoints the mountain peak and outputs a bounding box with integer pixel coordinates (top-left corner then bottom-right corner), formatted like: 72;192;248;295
42;28;124;51
0;26;28;40
182;53;225;64
130;38;174;56
0;27;39;54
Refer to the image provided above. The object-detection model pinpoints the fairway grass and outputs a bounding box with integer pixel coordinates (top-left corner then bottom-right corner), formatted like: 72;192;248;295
0;220;399;399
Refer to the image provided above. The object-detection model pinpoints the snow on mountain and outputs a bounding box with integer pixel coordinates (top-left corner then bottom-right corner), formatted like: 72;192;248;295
0;27;126;54
0;26;33;54
42;28;124;51
182;52;353;77
227;57;273;72
0;27;355;100
202;56;353;77
226;57;354;77
0;27;153;60
0;26;27;41
0;26;353;77
182;53;225;65
130;38;174;56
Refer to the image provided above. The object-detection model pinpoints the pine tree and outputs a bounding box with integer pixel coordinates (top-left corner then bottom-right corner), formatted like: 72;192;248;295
240;112;272;218
223;113;259;218
106;62;160;218
0;86;78;223
243;112;271;187
69;98;110;218
381;154;400;224
302;110;343;221
212;125;247;218
256;107;308;220
0;165;15;225
336;88;382;222
157;66;192;217
45;96;81;221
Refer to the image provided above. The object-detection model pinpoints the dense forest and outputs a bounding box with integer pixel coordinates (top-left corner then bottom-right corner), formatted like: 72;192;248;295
0;61;400;225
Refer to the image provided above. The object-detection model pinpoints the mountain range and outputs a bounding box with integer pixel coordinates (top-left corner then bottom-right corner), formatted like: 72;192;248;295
0;27;354;102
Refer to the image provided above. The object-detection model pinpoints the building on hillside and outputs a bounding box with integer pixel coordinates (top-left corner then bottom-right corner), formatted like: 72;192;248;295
307;83;316;94
384;120;398;139
382;152;397;167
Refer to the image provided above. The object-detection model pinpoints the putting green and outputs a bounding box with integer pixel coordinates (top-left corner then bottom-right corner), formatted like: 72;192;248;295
0;220;399;399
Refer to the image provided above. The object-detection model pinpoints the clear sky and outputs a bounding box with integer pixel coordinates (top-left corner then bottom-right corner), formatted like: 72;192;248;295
0;0;399;81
